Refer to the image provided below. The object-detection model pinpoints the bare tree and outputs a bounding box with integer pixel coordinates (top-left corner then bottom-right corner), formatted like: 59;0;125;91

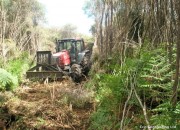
0;0;45;62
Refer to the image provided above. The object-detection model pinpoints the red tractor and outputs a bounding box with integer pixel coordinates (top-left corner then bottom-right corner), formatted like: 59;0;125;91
26;38;91;82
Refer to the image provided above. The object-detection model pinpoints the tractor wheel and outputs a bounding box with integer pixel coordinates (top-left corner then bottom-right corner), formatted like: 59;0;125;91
71;64;82;82
82;54;91;75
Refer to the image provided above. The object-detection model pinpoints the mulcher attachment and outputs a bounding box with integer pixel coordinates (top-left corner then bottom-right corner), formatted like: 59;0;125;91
26;51;63;80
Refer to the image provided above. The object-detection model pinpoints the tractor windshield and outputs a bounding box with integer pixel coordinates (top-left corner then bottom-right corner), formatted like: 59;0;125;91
76;40;84;52
57;40;76;53
57;39;85;53
56;39;85;63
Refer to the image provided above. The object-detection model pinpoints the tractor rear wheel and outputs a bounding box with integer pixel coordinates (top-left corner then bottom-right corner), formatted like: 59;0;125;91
71;64;82;82
82;54;91;75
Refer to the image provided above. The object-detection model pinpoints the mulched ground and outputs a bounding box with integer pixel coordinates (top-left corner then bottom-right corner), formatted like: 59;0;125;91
0;78;94;130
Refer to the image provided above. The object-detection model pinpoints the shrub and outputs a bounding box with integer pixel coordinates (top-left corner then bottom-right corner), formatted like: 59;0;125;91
89;64;130;130
151;101;180;129
0;68;18;91
88;46;178;129
6;52;30;82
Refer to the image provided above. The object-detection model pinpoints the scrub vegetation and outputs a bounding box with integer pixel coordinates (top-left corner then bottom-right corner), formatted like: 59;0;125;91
0;0;180;129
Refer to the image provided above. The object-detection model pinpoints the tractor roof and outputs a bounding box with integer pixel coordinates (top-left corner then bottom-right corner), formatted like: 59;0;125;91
57;38;84;42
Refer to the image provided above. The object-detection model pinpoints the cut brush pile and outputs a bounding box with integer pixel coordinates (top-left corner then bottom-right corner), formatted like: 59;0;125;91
0;78;94;130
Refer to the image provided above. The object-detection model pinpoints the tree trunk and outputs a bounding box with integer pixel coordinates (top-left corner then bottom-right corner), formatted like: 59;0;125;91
0;0;6;64
171;0;180;108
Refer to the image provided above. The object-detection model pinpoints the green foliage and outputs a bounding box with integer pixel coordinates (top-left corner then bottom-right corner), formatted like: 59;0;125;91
151;101;180;129
137;48;173;109
6;52;30;82
88;46;178;129
135;48;177;128
0;68;18;91
89;59;135;129
90;109;116;130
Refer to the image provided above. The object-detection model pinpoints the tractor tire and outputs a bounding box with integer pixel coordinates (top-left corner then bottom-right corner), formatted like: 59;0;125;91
71;64;82;82
82;54;91;75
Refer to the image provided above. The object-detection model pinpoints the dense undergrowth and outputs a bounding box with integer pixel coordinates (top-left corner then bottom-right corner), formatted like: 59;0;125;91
0;43;180;130
0;52;30;91
88;45;180;130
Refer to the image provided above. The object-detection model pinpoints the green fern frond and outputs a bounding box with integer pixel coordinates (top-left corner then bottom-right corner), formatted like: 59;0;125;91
0;68;18;91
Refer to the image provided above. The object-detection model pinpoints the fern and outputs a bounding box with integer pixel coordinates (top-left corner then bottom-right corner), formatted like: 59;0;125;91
6;52;30;81
137;48;180;128
0;68;18;91
88;46;178;129
139;48;173;90
151;101;180;129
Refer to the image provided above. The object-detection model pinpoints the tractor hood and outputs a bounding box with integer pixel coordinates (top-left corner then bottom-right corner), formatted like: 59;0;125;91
52;50;71;67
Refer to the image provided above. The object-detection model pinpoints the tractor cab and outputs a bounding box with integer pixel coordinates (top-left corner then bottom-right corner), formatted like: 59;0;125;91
56;38;85;64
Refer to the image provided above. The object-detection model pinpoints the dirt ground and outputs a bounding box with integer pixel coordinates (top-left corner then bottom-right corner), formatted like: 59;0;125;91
0;78;94;130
